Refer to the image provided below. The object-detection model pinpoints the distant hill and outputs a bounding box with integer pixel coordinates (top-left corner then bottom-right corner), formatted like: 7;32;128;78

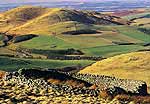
0;6;129;35
118;8;150;28
112;9;144;17
131;13;150;28
80;51;150;84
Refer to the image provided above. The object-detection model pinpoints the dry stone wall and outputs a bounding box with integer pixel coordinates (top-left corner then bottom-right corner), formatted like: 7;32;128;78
3;69;148;96
72;73;147;95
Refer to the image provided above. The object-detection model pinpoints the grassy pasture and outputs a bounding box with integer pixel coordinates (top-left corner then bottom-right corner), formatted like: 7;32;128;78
14;25;150;57
98;31;142;43
18;25;150;47
115;26;150;42
0;56;94;72
58;35;112;48
82;45;146;57
17;35;77;50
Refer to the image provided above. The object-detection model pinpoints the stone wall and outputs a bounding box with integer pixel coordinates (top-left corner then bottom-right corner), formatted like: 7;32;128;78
71;73;147;95
3;69;148;96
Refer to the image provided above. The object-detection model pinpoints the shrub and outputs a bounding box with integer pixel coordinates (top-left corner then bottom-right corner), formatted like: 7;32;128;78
18;68;26;75
62;29;98;35
112;41;135;45
0;34;3;41
138;28;150;35
30;48;84;57
99;90;113;100
0;71;5;79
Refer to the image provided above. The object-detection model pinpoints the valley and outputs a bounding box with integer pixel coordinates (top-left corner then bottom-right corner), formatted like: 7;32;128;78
0;4;150;104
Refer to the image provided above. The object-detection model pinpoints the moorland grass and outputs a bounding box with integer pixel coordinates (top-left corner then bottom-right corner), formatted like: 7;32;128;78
80;51;150;84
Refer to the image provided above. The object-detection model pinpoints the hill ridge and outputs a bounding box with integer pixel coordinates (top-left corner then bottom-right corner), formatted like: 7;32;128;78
0;6;129;35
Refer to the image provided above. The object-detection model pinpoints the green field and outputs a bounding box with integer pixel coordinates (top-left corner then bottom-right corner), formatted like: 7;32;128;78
14;25;150;57
115;26;150;42
0;56;95;72
17;35;77;50
58;35;112;48
0;6;150;72
82;45;146;57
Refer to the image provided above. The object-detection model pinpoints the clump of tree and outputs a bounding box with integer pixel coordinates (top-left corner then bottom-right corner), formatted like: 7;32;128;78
1;34;13;46
30;48;84;57
0;26;16;46
63;29;98;35
13;34;38;43
138;28;150;35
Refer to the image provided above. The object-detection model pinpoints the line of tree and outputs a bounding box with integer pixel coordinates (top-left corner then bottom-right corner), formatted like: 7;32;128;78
138;28;150;35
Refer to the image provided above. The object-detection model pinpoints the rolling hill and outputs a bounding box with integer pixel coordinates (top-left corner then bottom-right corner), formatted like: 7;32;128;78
119;8;150;28
0;6;129;35
131;14;150;28
0;6;150;71
112;8;148;17
80;51;150;84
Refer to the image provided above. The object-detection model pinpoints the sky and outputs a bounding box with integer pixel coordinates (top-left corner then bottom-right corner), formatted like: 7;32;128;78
1;0;85;4
0;0;129;4
0;0;148;4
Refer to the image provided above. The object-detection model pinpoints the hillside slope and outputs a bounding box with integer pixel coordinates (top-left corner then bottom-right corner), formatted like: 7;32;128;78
80;51;150;84
131;14;150;28
0;6;129;35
